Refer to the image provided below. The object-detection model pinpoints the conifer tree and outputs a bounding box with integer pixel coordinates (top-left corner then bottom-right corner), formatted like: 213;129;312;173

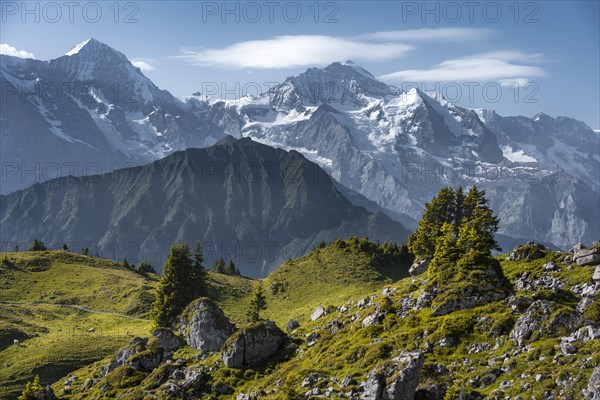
247;283;267;323
224;259;236;275
191;241;207;297
137;261;156;274
408;187;456;260
62;243;69;251
428;222;460;277
213;258;225;273
81;247;90;256
18;375;43;400
151;243;195;328
28;239;47;252
460;186;500;254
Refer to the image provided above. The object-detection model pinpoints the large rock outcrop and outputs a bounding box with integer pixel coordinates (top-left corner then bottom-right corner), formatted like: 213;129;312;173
506;242;548;261
174;298;237;353
102;337;166;375
361;351;425;400
574;247;600;267
222;321;287;368
510;300;583;347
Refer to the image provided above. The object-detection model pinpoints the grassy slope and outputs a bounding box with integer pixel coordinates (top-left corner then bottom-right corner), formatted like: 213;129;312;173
0;251;157;399
263;244;409;326
50;247;599;400
0;244;409;399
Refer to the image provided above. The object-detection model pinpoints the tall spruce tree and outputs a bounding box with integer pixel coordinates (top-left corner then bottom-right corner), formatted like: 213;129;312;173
192;241;207;298
408;187;456;260
409;186;500;262
151;243;195;328
457;188;501;264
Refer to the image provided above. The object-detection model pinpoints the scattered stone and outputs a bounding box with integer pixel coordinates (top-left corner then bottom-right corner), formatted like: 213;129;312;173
222;321;287;368
560;339;576;355
593;266;600;282
397;296;414;318
506;296;533;313
382;287;393;296
362;313;383;327
357;296;373;309
572;325;600;342
286;319;300;331
361;351;424;400
306;332;320;347
301;373;319;388
499;380;512;388
409;259;430;277
544;261;559;271
577;254;600;267
584;366;600;399
174;298;236;353
311;305;326;321
414;288;436;310
339;376;357;388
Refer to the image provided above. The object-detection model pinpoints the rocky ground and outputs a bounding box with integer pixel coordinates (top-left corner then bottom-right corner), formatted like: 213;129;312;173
35;242;600;399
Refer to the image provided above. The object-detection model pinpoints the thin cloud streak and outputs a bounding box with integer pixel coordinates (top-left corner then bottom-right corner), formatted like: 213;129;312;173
178;35;412;69
357;28;493;42
378;51;546;83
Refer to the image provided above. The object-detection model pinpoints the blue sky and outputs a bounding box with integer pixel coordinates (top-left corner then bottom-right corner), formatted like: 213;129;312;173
1;0;599;128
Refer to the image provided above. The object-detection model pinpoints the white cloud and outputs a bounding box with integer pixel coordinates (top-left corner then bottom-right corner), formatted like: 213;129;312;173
499;78;532;87
178;35;412;69
379;51;546;83
357;28;492;42
131;59;156;72
0;43;35;59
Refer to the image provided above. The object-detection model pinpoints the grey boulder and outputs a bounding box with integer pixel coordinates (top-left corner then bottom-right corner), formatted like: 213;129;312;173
222;321;287;368
174;298;236;353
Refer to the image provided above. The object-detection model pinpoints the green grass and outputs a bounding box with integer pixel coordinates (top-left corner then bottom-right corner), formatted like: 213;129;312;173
262;241;410;327
3;243;599;400
0;251;157;399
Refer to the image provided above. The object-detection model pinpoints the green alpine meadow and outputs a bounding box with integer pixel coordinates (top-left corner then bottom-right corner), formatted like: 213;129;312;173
2;185;599;399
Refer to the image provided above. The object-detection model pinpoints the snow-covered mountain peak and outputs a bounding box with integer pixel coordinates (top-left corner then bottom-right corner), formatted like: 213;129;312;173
60;38;128;63
65;38;94;56
268;62;399;110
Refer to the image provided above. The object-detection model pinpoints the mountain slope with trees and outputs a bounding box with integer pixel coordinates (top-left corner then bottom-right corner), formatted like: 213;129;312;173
0;137;408;277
